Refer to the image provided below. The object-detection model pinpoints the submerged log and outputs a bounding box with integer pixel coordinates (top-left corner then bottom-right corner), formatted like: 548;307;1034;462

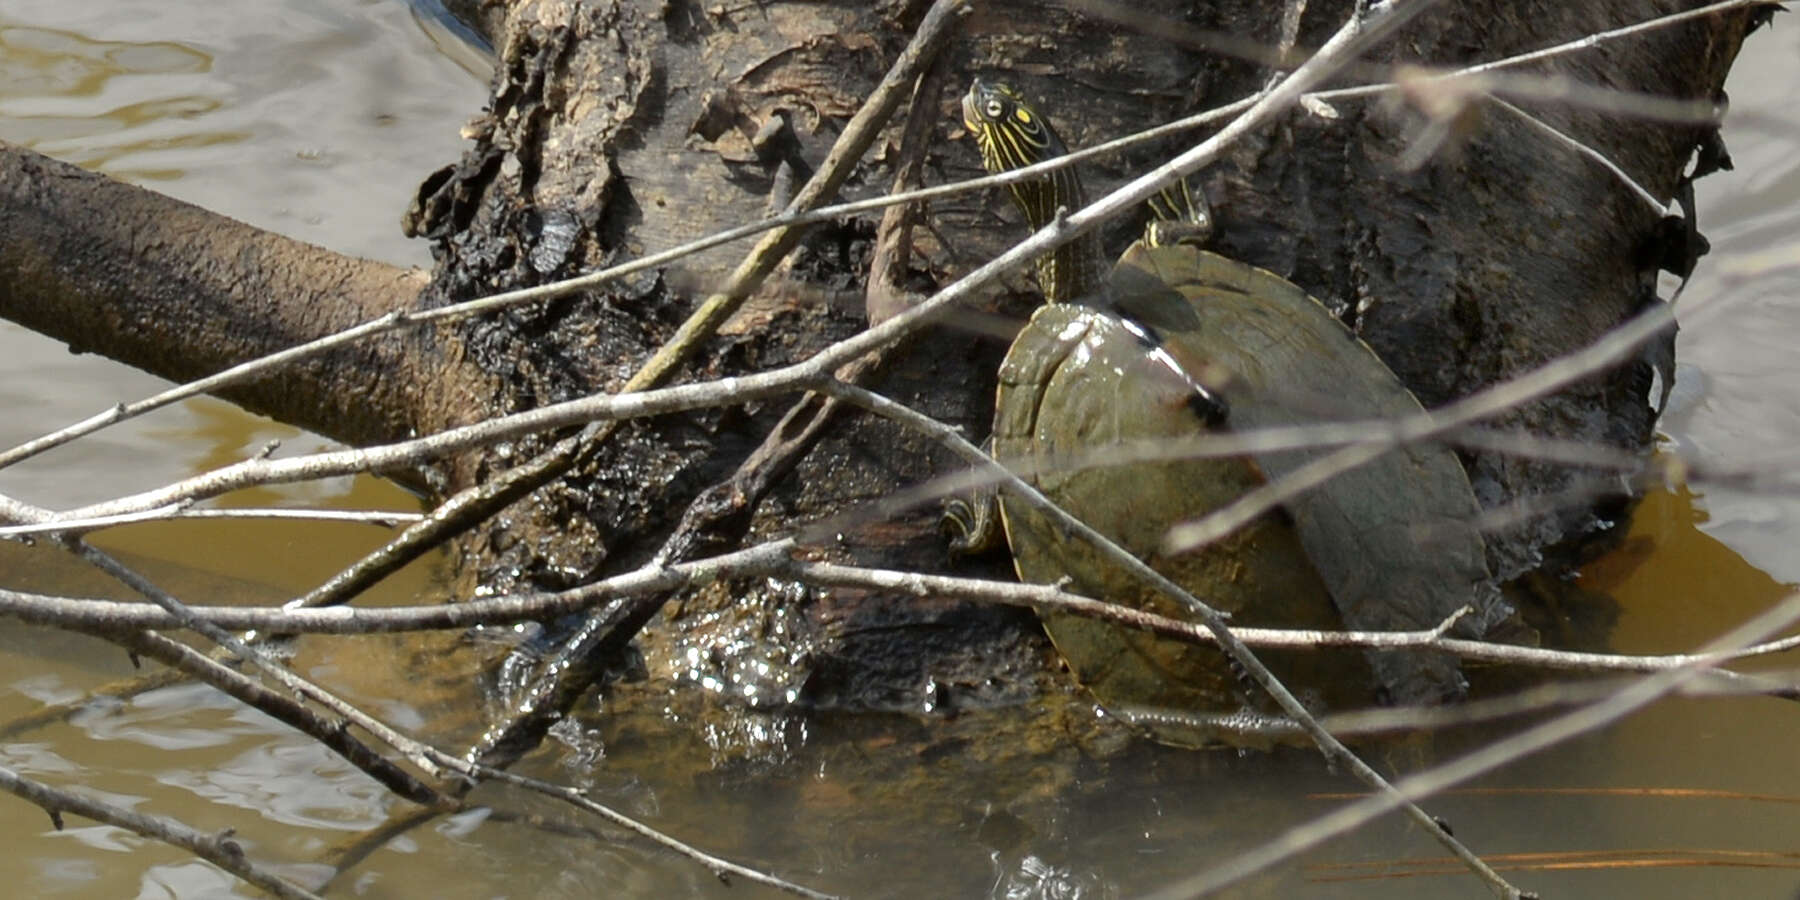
0;0;1769;735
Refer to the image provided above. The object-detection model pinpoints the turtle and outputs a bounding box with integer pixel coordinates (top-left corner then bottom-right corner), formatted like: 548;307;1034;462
947;78;1518;731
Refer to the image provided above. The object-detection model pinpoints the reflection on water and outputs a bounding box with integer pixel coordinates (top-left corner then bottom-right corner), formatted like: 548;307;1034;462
0;1;478;897
0;23;233;180
0;0;478;266
1584;480;1794;655
0;0;484;509
0;2;1796;899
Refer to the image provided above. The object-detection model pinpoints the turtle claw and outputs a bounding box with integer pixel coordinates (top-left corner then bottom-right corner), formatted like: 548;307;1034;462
1145;217;1214;248
1186;387;1230;427
942;490;1004;557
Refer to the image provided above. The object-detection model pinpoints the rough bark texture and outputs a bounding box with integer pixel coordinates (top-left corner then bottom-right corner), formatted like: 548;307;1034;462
0;1;1767;725
1203;1;1745;577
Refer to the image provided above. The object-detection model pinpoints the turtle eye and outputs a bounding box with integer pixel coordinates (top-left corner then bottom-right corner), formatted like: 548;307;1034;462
985;99;1004;119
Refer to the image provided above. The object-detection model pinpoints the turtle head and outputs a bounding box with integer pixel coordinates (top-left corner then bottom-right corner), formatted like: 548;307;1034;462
961;78;1094;302
962;78;1065;175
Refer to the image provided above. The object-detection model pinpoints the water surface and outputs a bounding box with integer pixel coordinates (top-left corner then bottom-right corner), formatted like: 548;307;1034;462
0;5;1797;898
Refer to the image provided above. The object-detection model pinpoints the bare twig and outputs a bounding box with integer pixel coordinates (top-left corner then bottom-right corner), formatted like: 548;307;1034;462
1144;590;1800;899
0;505;419;539
91;628;446;807
1162;280;1696;554
0;667;187;740
276;0;974;618
1;489;452;781
477;767;840;899
0;764;324;900
804;416;1732;551
457;0;971;773
1069;0;1773;112
1155;250;1789;557
1442;0;1781;82
12;546;1800;687
3;7;1294;529
0;0;1754;477
34;78;1728;540
1490;95;1673;215
314;808;440;892
1;488;832;898
1146;671;1800;743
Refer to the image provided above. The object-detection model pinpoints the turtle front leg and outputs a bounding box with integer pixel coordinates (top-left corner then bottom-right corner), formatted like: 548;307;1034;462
1144;176;1215;248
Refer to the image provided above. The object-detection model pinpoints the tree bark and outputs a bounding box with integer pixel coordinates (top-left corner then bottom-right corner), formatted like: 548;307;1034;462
0;0;1769;720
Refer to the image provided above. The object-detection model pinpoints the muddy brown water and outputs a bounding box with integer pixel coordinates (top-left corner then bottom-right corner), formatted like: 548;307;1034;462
2;3;1799;898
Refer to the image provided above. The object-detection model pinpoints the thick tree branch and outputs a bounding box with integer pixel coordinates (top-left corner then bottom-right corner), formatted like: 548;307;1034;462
0;142;482;450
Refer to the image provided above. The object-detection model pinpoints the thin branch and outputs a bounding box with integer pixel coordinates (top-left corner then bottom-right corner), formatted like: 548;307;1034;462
1074;0;1772;92
0;309;406;471
13;546;1800;685
788;560;1800;681
477;767;840;899
1;489;461;784
1144;590;1800;899
55;537;454;780
0;667;186;741
0;497;832;897
0;505;419;539
37;80;1738;536
91;628;446;807
1307;847;1800;881
0;764;324;900
1443;0;1781;82
1157;253;1789;555
1162;269;1699;554
287;428;587;610
11;2;1370;529
0;0;1753;473
1166;671;1800;743
802;416;1739;552
1489;95;1673;216
1464;474;1650;538
552;0;971;448
277;0;972;616
313;808;440;892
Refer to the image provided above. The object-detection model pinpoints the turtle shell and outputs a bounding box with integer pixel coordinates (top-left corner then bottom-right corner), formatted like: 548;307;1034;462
995;242;1513;730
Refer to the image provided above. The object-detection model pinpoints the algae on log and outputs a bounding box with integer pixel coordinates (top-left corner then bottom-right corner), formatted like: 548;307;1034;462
0;0;1766;726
